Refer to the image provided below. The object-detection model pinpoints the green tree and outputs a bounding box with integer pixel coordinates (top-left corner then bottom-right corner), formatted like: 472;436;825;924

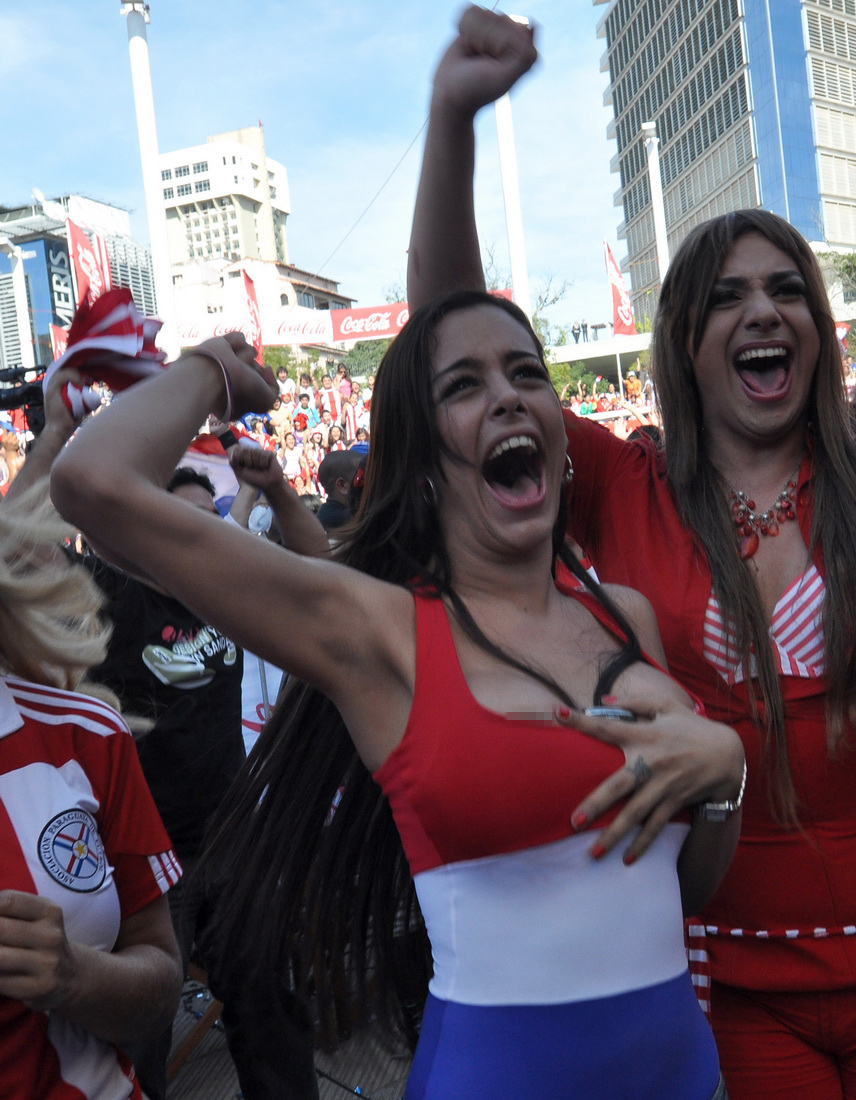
547;361;599;399
817;251;856;301
383;279;407;304
531;276;572;355
482;243;509;293
817;252;856;357
344;339;392;378
263;346;298;377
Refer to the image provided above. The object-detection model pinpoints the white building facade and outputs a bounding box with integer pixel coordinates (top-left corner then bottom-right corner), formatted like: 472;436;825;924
160;126;290;267
160;126;365;356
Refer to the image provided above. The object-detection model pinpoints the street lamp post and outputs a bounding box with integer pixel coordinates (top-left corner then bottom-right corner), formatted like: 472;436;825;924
641;120;670;285
494;14;532;319
120;1;179;357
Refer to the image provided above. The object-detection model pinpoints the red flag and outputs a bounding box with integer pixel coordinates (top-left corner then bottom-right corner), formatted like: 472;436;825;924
91;231;113;292
44;286;166;398
49;325;68;360
242;270;264;362
67;218;111;306
604;242;637;337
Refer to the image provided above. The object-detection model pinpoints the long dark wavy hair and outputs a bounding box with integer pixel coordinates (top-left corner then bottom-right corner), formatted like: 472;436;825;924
652;209;856;819
199;291;644;1050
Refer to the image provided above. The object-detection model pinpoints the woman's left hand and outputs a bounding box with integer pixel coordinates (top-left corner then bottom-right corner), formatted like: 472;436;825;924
560;690;745;864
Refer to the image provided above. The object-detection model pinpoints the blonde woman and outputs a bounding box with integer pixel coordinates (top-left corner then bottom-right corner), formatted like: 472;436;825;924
0;481;182;1099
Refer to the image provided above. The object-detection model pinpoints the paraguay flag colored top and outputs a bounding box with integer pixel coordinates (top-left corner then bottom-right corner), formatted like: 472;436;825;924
374;587;720;1100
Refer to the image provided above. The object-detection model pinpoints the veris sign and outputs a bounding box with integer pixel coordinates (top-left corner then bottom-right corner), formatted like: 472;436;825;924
47;241;75;328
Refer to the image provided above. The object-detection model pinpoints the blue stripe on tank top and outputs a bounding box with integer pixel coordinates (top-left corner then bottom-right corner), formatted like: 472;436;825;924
406;971;720;1100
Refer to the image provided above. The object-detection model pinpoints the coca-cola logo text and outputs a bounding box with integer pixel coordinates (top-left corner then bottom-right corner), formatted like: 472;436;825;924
339;311;392;336
76;243;104;299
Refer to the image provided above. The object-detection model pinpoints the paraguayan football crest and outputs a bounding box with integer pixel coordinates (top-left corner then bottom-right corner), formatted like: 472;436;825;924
38;809;107;892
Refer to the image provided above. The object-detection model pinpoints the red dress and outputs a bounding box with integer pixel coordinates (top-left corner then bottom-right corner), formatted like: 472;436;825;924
564;412;856;993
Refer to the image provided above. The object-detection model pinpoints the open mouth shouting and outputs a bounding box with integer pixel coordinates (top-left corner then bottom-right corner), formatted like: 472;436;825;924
482;434;547;510
734;343;793;402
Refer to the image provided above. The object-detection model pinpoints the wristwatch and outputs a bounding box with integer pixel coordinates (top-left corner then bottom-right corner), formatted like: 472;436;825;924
696;759;747;822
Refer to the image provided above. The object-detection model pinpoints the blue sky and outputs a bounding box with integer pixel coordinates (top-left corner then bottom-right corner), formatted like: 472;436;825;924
2;1;622;333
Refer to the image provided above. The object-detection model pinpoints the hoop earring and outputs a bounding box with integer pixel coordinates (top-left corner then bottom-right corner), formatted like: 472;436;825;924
422;476;438;507
562;454;575;486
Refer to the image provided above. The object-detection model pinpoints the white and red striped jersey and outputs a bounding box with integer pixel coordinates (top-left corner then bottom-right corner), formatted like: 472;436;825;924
316;385;343;420
0;676;180;1099
341;403;357;441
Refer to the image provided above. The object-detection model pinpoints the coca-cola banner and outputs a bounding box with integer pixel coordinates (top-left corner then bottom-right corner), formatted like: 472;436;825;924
330;303;409;342
67;218;112;307
177;301;412;350
604;241;637;337
92;232;113;293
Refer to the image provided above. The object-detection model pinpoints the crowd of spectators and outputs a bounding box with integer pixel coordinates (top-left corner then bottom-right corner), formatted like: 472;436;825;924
0;360;374;505
557;357;856;443
559;371;660;442
236;364;371;499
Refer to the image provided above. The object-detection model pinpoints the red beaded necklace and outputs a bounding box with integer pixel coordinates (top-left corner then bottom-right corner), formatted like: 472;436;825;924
730;468;799;560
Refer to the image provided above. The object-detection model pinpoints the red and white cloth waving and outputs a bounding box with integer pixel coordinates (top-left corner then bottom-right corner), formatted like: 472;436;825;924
48;325;68;362
43;287;167;421
604;241;637;337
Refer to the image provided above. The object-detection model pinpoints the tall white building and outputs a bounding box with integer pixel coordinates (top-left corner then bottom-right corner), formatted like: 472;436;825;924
595;0;856;311
160;125;290;266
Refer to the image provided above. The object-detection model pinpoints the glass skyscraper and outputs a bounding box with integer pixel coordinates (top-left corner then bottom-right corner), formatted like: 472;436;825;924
595;0;856;309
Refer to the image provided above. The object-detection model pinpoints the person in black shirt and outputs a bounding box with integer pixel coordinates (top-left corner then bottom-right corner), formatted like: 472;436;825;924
316;450;361;533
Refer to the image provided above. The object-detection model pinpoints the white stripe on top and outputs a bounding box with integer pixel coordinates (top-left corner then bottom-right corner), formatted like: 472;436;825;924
414;823;690;1007
703;564;825;684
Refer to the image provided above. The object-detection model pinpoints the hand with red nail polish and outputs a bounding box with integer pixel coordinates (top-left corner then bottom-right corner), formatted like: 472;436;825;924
558;676;743;909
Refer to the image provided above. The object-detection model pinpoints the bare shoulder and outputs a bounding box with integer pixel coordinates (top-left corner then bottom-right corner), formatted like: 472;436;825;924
599;583;666;666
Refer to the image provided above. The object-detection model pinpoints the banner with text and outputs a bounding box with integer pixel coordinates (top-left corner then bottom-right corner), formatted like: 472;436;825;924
177;301;412;350
67;218;112;307
604;241;637;337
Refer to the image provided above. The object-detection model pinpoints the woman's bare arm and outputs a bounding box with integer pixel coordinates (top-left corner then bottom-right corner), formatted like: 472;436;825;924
50;335;414;767
407;5;537;310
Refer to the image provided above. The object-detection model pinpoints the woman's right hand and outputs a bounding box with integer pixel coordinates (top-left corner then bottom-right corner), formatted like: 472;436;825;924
432;5;538;116
191;332;277;421
560;690;746;864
